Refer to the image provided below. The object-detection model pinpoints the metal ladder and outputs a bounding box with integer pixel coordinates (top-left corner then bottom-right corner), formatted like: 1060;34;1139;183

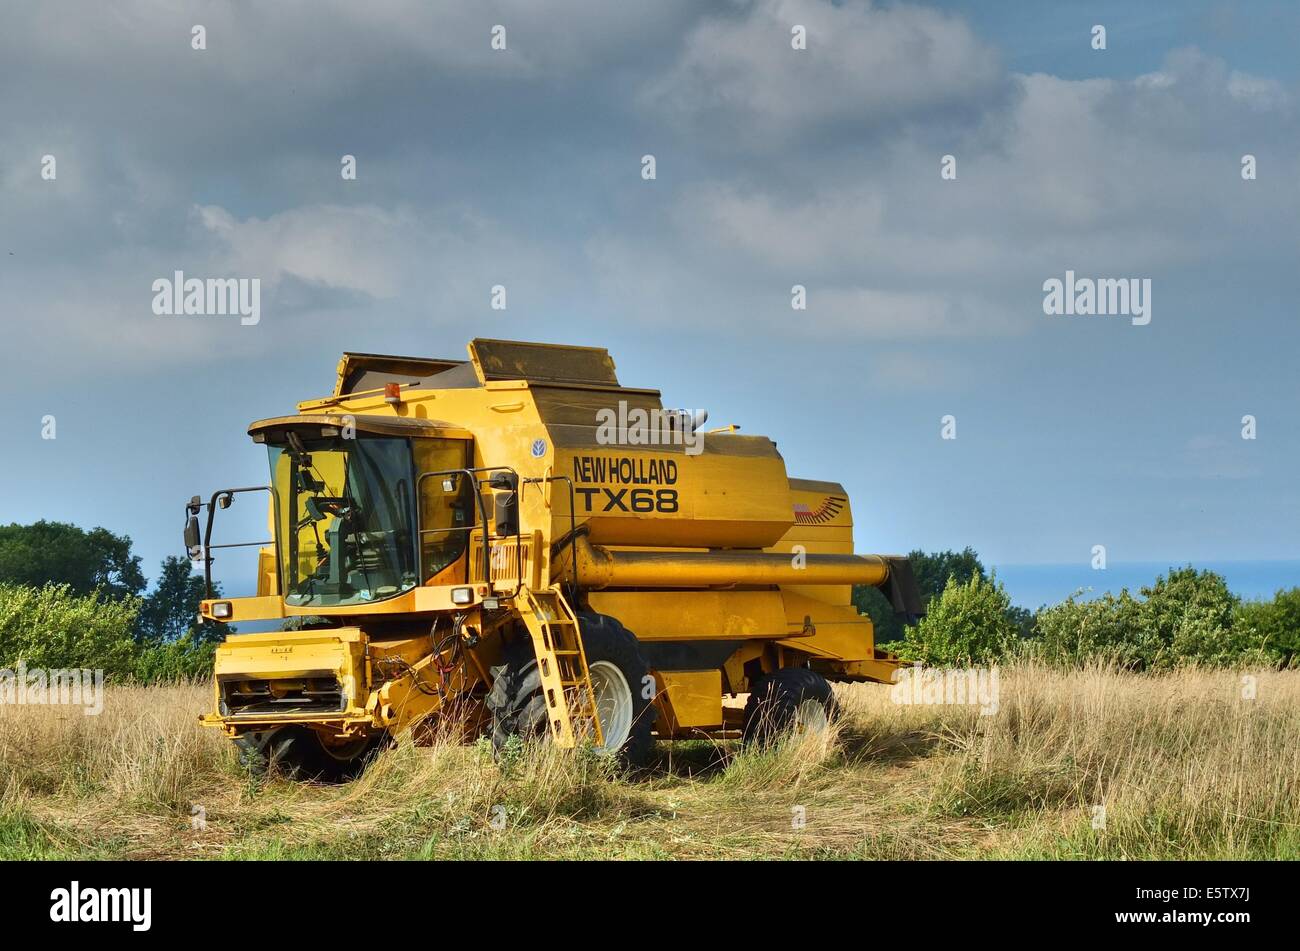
517;586;604;748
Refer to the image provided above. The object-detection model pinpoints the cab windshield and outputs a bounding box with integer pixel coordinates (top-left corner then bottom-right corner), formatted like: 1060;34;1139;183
268;435;419;607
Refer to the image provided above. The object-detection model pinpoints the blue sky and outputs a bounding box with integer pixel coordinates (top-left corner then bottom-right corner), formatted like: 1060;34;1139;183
1;1;1297;594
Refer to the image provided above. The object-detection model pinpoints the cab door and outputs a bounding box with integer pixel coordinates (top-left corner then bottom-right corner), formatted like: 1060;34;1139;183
414;438;475;585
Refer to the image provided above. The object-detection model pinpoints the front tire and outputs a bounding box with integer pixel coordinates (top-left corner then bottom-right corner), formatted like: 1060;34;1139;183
234;726;387;782
486;611;656;768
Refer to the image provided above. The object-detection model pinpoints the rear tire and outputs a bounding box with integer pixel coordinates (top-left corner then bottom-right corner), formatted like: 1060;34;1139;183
742;667;839;745
486;611;656;768
234;726;387;782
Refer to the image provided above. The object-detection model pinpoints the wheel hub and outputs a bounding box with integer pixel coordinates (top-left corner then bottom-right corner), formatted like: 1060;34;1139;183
792;698;829;736
587;660;634;753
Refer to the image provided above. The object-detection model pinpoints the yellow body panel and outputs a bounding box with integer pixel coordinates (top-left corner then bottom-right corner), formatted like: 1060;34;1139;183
778;591;874;663
214;626;365;677
653;670;724;732
205;627;370;733
586;590;788;640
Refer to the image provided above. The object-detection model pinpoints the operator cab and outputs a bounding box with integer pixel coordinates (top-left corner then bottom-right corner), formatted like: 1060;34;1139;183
249;415;475;608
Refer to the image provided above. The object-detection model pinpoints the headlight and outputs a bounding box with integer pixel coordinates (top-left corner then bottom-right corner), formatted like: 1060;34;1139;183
211;601;233;619
451;586;473;605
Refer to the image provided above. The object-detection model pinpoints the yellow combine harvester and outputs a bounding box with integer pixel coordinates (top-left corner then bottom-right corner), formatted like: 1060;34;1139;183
187;339;923;778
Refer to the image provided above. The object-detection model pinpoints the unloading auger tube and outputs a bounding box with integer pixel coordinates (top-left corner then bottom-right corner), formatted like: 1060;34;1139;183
556;534;891;589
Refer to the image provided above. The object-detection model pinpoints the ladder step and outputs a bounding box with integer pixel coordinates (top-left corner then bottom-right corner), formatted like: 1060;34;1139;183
520;585;603;749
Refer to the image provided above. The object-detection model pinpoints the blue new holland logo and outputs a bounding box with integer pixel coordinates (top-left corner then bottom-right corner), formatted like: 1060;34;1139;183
531;438;547;458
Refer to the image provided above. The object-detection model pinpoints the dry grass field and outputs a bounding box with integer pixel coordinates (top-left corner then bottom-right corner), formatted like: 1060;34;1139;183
2;663;1298;860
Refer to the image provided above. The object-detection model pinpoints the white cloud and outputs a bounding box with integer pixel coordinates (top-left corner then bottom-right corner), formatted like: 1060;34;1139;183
195;204;408;298
652;46;1300;320
644;0;1004;141
4;0;697;87
1227;71;1290;111
3;4;1298;394
809;288;1015;339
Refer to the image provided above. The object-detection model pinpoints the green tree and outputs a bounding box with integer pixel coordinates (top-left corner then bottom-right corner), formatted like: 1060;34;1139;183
0;521;145;599
893;573;1018;666
909;547;987;601
1136;566;1240;667
1006;604;1037;640
135;556;228;645
853;547;986;644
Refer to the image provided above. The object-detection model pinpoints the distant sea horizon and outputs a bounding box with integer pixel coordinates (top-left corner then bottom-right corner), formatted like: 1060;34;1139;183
991;560;1300;610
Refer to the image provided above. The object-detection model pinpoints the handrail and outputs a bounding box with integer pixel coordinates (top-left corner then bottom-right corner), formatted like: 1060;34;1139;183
523;475;579;601
414;466;523;598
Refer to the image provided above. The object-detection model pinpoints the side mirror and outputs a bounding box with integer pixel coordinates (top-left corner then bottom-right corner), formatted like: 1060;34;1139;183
184;514;202;558
490;472;519;537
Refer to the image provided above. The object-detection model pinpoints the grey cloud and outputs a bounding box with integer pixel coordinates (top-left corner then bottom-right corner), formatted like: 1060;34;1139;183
642;0;1007;145
617;43;1300;347
4;2;1299;379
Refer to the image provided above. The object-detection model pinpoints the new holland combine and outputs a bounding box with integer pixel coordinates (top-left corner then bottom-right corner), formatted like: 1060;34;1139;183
187;339;923;778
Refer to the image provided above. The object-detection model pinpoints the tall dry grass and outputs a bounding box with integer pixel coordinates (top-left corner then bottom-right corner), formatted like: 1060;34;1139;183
836;660;1300;858
2;664;1297;859
0;682;227;810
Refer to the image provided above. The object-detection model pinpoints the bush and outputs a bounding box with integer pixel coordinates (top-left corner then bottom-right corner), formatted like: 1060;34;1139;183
1034;590;1143;667
1138;567;1249;667
1035;567;1273;670
133;633;218;683
0;583;140;677
892;573;1019;666
861;551;1293;671
1233;589;1300;667
0;583;216;682
853;547;985;644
